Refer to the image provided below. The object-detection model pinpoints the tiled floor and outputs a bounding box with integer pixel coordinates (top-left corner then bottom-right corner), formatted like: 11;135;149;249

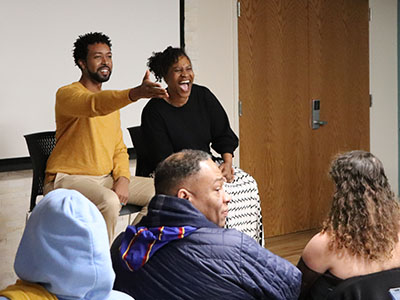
0;161;137;289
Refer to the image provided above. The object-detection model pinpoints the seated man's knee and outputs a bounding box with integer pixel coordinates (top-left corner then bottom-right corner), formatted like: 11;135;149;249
97;190;121;219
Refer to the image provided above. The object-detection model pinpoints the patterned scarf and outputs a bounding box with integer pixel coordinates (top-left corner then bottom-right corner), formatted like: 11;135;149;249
120;225;197;271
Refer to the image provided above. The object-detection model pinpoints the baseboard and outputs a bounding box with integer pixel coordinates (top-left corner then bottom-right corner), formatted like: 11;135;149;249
0;147;137;173
0;157;32;172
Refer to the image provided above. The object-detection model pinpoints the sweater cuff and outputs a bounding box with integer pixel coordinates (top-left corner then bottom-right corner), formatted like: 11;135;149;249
113;171;131;182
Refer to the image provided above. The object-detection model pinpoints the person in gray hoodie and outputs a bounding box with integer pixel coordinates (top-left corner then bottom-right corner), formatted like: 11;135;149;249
0;188;133;300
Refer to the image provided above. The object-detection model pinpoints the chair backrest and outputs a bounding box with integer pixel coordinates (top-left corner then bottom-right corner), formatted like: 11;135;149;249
24;131;56;212
327;267;400;300
127;126;154;177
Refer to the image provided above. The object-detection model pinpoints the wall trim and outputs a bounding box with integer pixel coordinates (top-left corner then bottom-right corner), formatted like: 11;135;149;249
0;157;32;172
0;148;137;173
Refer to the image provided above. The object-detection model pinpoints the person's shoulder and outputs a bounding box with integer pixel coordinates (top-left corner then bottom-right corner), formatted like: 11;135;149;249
230;229;301;275
185;228;248;260
142;98;165;116
57;81;81;91
191;84;213;96
217;228;261;251
303;231;331;256
191;83;206;91
302;231;332;273
144;97;166;109
185;227;256;252
56;82;83;96
190;84;220;107
190;227;241;243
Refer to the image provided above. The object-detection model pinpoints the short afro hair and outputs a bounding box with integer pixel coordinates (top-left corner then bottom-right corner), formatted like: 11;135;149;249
73;32;112;69
147;46;190;82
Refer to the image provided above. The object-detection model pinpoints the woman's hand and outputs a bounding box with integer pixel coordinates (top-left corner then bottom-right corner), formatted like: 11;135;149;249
220;162;234;183
220;153;234;183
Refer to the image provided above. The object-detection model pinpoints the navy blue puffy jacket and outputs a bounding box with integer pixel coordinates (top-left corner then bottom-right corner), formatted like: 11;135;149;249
112;195;301;300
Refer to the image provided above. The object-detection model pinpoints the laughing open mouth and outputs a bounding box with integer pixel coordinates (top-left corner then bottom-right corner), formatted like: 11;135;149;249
179;80;191;92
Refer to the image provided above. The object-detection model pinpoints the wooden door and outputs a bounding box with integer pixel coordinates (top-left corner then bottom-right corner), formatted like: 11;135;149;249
238;0;369;237
308;0;370;228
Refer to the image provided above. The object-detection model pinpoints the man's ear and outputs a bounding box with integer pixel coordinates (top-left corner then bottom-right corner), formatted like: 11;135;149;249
177;188;191;202
78;59;86;70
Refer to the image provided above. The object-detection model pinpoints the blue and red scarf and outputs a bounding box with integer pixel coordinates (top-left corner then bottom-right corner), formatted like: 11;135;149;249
120;225;197;271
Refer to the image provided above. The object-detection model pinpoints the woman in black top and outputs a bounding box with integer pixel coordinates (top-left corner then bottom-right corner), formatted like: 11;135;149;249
142;47;237;182
298;150;400;299
141;46;263;244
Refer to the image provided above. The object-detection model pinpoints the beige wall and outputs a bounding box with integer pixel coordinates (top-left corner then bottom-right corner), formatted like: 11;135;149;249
185;0;399;193
369;0;398;194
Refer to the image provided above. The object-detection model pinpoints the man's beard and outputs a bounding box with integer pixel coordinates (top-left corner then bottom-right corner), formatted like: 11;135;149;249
88;67;111;83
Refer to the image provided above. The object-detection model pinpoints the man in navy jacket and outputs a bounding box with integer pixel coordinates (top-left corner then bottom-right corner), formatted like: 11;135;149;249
111;150;301;299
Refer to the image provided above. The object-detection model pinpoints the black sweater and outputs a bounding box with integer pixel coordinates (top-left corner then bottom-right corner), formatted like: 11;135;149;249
141;84;238;171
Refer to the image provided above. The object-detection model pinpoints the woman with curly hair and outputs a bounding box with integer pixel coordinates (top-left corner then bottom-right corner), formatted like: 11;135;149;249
140;46;263;244
297;150;400;299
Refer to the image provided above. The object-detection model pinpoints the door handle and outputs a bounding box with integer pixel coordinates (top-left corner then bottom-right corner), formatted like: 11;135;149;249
311;99;327;130
313;120;328;126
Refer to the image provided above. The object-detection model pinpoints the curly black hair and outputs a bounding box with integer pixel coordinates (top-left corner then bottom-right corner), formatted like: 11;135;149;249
147;46;189;82
73;32;112;69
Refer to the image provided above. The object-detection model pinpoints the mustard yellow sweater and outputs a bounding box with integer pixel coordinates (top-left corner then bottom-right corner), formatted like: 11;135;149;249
45;82;133;183
0;280;58;299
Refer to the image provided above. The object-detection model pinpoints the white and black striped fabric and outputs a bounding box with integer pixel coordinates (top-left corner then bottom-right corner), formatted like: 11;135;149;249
223;166;264;246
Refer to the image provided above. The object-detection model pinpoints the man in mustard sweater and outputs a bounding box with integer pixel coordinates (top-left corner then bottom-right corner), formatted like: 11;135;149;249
44;32;169;242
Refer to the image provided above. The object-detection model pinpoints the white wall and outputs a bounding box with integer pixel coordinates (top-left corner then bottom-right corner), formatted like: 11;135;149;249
0;0;180;159
369;0;398;194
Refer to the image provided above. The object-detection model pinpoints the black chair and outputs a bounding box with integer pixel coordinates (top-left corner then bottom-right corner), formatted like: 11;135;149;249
127;126;154;177
326;267;400;300
24;131;140;219
24;131;57;212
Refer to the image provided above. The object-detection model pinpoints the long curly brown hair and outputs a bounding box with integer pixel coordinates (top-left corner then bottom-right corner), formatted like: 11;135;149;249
322;150;400;261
